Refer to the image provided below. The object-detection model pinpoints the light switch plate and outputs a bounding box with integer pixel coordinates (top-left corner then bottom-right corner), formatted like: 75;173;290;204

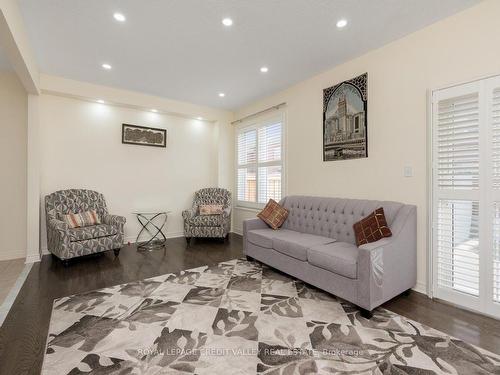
404;166;413;177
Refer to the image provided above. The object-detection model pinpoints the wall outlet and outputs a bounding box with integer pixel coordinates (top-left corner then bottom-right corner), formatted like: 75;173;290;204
404;166;413;177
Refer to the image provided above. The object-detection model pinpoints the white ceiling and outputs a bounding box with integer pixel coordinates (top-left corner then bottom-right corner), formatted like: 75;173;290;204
19;0;480;110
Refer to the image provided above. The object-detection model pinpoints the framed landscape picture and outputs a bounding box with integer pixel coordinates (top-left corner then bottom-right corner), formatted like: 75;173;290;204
323;73;368;161
122;123;167;148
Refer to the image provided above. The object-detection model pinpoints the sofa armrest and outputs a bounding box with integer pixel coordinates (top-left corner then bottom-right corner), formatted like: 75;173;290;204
103;214;126;228
358;237;392;251
222;206;232;218
243;217;267;234
48;218;69;234
47;219;70;257
243;218;268;255
182;207;197;220
357;205;417;310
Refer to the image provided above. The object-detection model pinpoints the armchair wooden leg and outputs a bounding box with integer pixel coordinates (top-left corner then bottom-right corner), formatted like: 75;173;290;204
113;249;121;257
62;259;70;267
185;237;191;244
359;308;373;319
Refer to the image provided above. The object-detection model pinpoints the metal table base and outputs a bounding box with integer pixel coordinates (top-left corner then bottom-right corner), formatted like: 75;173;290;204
134;211;169;251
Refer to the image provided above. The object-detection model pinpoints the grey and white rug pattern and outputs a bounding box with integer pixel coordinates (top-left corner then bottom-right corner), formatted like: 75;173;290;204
43;258;500;374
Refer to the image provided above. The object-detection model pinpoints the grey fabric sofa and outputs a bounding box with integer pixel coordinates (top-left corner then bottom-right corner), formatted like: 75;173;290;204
243;196;417;317
45;189;126;265
182;188;231;242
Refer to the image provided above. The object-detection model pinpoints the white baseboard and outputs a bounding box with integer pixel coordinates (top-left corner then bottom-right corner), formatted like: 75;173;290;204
232;228;243;236
0;248;26;261
412;281;427;295
25;253;41;263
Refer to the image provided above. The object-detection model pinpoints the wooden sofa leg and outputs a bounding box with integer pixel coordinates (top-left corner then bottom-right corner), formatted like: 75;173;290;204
62;259;70;267
403;288;411;297
246;255;254;262
113;249;121;257
360;308;373;319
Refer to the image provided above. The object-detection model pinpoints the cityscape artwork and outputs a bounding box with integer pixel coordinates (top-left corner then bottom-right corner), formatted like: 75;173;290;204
323;73;367;161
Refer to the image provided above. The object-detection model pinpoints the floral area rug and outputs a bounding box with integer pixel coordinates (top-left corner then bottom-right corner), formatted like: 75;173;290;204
42;258;500;374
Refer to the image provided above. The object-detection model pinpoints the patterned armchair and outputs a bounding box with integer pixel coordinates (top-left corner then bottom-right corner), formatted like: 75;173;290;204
182;188;231;241
45;189;126;265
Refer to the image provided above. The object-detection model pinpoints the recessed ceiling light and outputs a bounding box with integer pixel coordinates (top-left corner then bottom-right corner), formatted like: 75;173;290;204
197;117;203;120
222;18;233;26
260;66;269;73
113;13;126;22
102;63;112;70
336;19;348;28
151;109;158;113
218;93;226;97
97;99;105;104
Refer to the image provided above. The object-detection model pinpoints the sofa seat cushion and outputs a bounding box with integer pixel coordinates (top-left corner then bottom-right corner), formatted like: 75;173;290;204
247;229;336;261
188;215;223;227
246;228;293;248
272;232;336;261
307;242;359;279
68;224;118;242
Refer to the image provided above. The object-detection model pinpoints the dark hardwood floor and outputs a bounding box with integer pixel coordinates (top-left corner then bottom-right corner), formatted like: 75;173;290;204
0;233;498;374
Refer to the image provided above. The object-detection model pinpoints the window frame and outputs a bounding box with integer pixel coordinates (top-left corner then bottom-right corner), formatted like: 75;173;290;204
429;74;500;319
235;111;286;210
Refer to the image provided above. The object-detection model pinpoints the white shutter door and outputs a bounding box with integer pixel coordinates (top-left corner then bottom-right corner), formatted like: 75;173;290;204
436;93;480;190
433;75;500;317
432;82;482;310
488;80;500;313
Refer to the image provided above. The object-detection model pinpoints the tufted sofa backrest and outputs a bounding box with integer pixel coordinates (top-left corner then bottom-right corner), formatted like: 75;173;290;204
45;189;109;222
281;196;404;244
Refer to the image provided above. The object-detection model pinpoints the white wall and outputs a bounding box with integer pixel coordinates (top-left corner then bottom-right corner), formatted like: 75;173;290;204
39;91;233;250
233;0;500;293
0;71;27;260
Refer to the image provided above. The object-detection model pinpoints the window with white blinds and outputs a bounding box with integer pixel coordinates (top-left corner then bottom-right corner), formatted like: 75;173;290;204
493;203;500;303
436;94;479;190
492;88;500;304
432;75;500;317
436;200;480;296
236;115;284;208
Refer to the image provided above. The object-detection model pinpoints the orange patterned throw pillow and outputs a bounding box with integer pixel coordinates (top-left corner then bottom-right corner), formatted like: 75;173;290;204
199;204;224;215
258;199;289;230
353;207;392;246
61;210;101;228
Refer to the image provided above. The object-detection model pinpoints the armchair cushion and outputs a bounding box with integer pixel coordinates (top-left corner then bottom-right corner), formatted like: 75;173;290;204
353;207;392;246
61;210;101;228
199;204;223;215
188;215;224;227
68;224;118;242
258;199;289;230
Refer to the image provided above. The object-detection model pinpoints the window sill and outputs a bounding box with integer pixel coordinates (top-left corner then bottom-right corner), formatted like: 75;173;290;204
234;206;262;213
